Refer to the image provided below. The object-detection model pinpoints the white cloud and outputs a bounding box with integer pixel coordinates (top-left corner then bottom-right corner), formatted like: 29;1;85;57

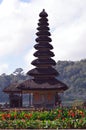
0;0;86;74
0;0;37;56
0;63;9;74
52;16;86;61
24;48;35;72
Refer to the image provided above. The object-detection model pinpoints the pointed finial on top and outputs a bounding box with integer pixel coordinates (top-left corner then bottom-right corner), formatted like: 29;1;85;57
43;9;45;12
39;9;48;17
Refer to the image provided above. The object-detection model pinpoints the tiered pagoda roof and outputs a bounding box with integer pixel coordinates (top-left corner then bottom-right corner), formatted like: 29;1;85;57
18;9;68;91
27;9;58;83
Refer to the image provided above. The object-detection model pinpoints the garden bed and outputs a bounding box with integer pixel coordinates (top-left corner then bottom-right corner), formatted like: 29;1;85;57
0;107;86;129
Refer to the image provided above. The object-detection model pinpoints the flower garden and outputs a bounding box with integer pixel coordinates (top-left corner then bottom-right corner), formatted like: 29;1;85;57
0;107;86;129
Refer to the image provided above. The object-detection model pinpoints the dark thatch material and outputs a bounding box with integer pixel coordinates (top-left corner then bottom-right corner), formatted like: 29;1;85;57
39;18;48;22
27;67;59;76
38;22;49;26
33;51;54;57
18;79;68;91
31;58;56;66
37;26;50;31
34;43;53;50
3;78;68;93
36;36;52;42
3;83;21;93
36;31;51;36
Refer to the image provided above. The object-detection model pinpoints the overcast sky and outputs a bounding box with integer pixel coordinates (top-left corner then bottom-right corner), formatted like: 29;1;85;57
0;0;86;74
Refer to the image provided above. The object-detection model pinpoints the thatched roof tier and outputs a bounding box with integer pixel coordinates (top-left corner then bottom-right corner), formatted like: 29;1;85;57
3;83;21;93
37;15;48;25
39;18;48;22
37;26;50;31
27;67;59;76
36;31;51;36
36;36;52;42
34;43;53;50
38;22;49;26
18;79;68;91
33;50;54;57
31;58;56;66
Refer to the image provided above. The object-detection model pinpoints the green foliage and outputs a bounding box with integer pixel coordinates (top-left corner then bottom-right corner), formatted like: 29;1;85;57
0;107;86;129
56;59;86;103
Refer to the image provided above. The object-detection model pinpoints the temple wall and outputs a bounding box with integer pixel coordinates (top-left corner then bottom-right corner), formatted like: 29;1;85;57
33;91;56;108
22;90;60;109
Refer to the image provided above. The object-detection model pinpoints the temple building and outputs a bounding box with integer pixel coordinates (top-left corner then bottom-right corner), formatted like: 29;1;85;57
3;9;68;109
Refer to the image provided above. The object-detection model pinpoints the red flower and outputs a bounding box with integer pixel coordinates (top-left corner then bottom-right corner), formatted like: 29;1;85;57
24;113;32;119
71;112;75;118
58;114;61;118
2;114;5;120
68;110;75;118
1;113;11;120
58;110;62;113
7;114;11;118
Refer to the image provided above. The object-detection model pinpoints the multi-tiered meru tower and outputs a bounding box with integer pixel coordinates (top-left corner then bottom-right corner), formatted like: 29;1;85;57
18;9;68;109
28;9;59;84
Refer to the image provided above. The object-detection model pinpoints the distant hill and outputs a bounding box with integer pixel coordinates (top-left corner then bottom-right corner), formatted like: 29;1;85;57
55;59;86;104
0;59;86;104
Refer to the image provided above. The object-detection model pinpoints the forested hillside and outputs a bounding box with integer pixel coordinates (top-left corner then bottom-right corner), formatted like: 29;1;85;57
55;59;86;104
0;59;86;104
